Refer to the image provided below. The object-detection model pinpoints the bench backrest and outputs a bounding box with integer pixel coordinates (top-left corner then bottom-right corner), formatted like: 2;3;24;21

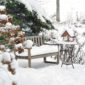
24;36;44;46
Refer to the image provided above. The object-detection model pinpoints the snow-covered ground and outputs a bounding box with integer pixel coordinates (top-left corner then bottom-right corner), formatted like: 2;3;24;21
0;59;85;85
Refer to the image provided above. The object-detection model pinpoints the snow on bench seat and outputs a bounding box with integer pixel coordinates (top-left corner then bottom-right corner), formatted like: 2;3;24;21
16;45;58;59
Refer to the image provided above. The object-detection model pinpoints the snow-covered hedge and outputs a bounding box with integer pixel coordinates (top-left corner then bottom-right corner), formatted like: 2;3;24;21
39;29;58;41
0;5;6;11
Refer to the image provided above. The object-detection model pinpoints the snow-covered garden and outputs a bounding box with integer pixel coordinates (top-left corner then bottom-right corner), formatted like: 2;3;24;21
0;0;85;85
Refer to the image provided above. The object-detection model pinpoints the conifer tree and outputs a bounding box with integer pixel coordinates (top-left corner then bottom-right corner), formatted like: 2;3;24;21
0;0;54;35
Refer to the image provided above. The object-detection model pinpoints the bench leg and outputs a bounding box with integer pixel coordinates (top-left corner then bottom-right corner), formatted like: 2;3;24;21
56;53;59;64
44;57;46;63
28;48;31;68
56;56;59;64
28;58;31;68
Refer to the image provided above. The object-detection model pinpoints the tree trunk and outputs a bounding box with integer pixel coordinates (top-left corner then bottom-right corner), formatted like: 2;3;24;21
56;0;60;22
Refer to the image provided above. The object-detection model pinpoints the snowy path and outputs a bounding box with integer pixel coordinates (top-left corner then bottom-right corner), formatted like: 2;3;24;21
0;59;85;85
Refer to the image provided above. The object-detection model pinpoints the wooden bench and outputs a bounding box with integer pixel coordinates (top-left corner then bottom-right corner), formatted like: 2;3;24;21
15;36;59;68
24;36;44;46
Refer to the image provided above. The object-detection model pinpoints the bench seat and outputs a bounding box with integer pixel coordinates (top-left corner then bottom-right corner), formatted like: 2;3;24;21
16;45;58;59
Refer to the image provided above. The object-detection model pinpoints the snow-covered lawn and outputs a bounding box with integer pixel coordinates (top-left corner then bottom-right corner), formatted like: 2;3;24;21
0;59;85;85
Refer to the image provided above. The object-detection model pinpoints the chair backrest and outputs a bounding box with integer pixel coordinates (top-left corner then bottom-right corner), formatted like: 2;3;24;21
24;36;44;46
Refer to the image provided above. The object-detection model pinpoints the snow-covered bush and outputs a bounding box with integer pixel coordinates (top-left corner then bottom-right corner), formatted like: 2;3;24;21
71;24;85;64
74;42;85;64
2;52;11;63
18;31;25;37
10;59;18;70
0;51;18;72
39;29;58;41
0;54;2;63
15;43;23;50
0;14;8;20
0;52;18;75
0;5;6;11
9;37;15;44
10;52;16;60
15;43;24;54
0;4;21;85
0;45;5;51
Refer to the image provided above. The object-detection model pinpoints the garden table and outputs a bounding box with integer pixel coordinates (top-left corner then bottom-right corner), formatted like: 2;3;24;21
45;41;77;68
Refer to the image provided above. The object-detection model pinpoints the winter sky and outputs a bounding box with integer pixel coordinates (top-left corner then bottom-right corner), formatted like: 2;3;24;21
38;0;85;22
